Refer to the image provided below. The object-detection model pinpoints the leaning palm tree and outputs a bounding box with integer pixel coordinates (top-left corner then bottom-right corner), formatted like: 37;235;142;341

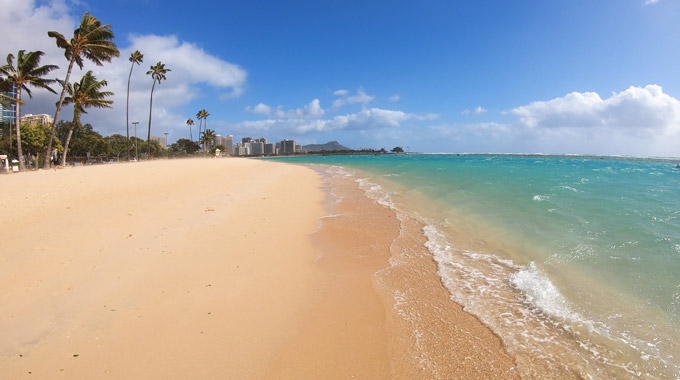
146;61;171;158
186;118;194;141
60;71;113;165
0;51;58;171
126;50;143;161
200;128;216;153
44;11;119;169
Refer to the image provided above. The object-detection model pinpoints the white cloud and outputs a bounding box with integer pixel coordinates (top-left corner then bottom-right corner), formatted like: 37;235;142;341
645;0;659;5
246;99;325;118
2;0;248;141
126;34;246;97
461;106;487;115
303;98;325;117
246;103;272;115
0;0;75;58
510;85;680;135
235;108;437;135
428;85;680;156
332;88;375;108
333;89;348;95
389;94;400;102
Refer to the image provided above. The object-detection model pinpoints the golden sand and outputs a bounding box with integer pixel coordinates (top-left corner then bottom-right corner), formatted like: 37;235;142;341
0;158;518;379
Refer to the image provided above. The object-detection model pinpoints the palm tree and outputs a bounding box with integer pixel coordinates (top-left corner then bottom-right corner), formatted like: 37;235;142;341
146;61;171;158
60;71;113;165
0;51;58;171
196;109;210;152
202;109;210;135
186;118;194;141
126;50;143;161
195;109;204;138
200;128;216;153
44;11;119;169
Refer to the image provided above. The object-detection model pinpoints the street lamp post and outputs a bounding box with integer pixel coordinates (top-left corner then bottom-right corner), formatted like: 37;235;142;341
132;121;139;160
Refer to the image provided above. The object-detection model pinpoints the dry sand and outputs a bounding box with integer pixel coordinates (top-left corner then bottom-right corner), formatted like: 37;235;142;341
0;158;518;379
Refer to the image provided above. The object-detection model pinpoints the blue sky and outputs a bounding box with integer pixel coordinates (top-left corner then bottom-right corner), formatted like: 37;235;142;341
4;0;680;155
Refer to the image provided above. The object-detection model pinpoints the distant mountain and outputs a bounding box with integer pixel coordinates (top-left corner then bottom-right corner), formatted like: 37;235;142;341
303;141;352;152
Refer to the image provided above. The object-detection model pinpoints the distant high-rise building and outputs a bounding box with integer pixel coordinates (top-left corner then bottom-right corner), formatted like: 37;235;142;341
1;83;17;124
255;137;267;144
251;141;264;155
264;143;275;155
280;139;296;154
224;135;234;155
150;136;167;149
235;142;248;156
242;137;252;143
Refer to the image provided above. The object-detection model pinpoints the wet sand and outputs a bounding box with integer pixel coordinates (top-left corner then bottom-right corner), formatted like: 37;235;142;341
0;158;518;379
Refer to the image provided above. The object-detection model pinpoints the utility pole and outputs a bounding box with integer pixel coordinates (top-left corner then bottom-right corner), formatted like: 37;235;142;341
132;121;139;160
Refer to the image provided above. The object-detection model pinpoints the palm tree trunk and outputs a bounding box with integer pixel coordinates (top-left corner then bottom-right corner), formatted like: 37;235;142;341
8;119;12;165
126;61;134;161
44;57;75;169
204;118;208;153
15;89;24;171
60;107;80;166
189;125;193;142
61;124;76;164
147;80;156;159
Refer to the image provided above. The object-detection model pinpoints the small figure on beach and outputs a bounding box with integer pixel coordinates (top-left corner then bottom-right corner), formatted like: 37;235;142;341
51;148;59;171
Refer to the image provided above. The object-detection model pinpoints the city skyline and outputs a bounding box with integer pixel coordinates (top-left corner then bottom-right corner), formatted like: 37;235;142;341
2;0;680;156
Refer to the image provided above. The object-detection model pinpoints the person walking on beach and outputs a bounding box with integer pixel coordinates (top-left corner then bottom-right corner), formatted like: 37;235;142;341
51;148;59;171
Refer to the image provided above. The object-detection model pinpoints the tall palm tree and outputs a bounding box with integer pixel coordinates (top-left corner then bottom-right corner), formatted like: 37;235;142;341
44;11;119;169
186;118;194;141
0;51;58;171
202;109;210;135
200;128;216;153
126;50;143;161
60;71;113;165
195;109;204;139
196;109;210;152
146;61;171;158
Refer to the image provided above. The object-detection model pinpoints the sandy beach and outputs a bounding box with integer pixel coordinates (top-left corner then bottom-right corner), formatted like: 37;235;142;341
0;158;516;379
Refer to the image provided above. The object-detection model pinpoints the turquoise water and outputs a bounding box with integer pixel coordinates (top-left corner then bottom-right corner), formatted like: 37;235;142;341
277;154;680;378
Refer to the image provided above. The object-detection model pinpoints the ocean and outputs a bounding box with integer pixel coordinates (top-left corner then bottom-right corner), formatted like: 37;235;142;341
275;154;680;379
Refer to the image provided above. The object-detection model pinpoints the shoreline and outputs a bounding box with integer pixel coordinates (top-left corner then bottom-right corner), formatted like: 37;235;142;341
307;164;519;379
1;158;520;379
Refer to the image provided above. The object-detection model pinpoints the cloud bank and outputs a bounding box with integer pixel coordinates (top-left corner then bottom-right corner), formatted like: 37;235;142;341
238;102;437;135
432;85;680;156
2;0;247;139
510;85;680;135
